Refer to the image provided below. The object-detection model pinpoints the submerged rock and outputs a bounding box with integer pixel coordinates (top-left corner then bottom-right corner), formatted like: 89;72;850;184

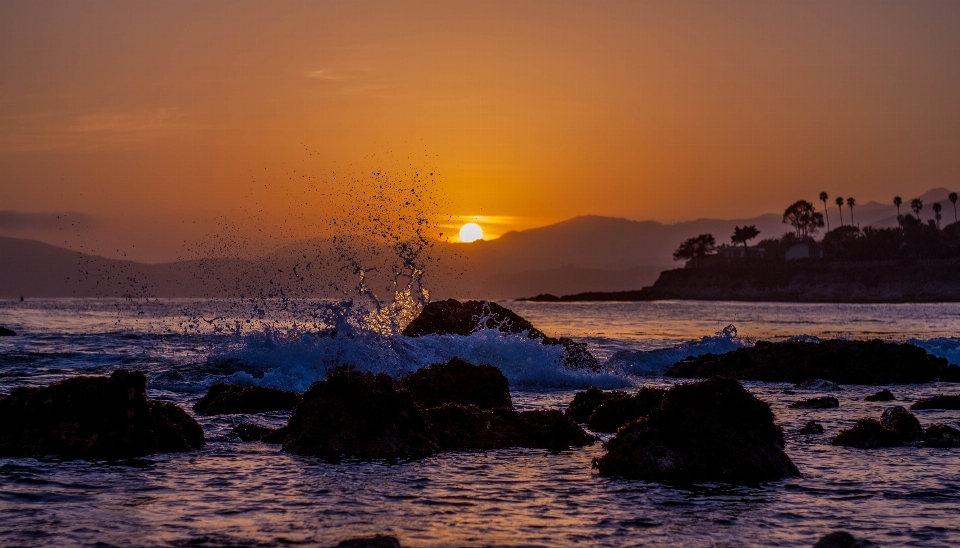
795;379;844;391
832;406;923;448
923;424;960;448
880;406;923;440
427;404;595;453
813;531;878;548
593;377;800;485
587;387;665;433
334;535;402;548
193;383;302;416
230;423;288;443
911;394;960;410
666;339;959;385
864;389;895;402
0;326;15;336
519;409;597;452
401;358;511;410
283;369;439;462
401;299;601;371
565;387;627;423
0;370;204;460
790;396;840;409
799;421;824;435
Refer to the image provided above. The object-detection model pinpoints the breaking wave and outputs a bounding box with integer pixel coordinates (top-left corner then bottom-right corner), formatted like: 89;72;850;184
604;324;751;376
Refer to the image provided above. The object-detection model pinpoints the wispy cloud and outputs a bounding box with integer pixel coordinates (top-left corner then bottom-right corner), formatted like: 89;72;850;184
306;69;344;80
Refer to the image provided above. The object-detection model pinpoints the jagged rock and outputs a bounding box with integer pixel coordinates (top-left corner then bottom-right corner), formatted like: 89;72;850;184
193;383;302;416
230;423;285;442
666;339;959;384
427;404;595;453
587;387;665;433
790;396;840;409
864;389;895;402
813;531;878;548
593;377;800;485
880;406;923;440
334;535;402;548
923;424;960;448
401;299;600;371
832;406;922;448
800;421;824;435
565;387;628;423
911;394;960;410
282;369;438;463
795;379;844;391
401;358;511;409
261;426;289;444
0;370;204;460
0;326;16;336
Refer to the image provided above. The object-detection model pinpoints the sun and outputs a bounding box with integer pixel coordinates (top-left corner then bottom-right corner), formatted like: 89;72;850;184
459;222;484;243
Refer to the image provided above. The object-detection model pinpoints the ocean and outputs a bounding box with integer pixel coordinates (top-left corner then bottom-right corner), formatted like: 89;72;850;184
1;298;960;547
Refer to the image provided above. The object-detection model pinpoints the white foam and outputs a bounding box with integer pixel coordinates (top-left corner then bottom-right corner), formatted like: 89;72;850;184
604;324;750;376
907;337;960;366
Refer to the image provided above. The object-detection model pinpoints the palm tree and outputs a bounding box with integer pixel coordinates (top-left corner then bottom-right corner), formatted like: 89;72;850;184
846;197;856;227
893;196;903;228
835;196;845;226
933;202;942;229
819;192;830;231
911;198;923;219
950;192;958;223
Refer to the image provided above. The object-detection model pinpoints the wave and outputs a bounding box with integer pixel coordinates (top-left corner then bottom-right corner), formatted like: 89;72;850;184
908;337;960;366
604;324;751;376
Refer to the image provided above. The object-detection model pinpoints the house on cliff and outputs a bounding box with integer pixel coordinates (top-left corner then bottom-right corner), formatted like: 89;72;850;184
785;242;823;261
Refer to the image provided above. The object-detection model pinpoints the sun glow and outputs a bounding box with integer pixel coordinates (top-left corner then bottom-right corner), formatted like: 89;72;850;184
459;223;484;243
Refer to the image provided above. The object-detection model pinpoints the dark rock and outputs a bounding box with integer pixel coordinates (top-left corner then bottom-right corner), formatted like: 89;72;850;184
230;423;280;442
565;387;627;423
832;407;922;448
864;389;895;402
799;421;824;435
880;406;923;440
0;326;15;336
261;426;289;444
334;535;402;548
402;299;600;371
282;369;438;462
0;370;204;460
911;394;960;410
518;409;597;452
587;387;665;433
813;531;878;548
666;339;959;385
790;396;840;409
795;379;844;391
426;404;595;453
593;377;800;485
401;358;511;410
923;424;960;448
193;383;302;416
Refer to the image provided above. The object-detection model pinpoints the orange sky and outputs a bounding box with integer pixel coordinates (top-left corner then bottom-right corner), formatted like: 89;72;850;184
2;1;960;260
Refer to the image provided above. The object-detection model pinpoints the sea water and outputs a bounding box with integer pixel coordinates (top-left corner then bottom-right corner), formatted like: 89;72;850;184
1;298;960;547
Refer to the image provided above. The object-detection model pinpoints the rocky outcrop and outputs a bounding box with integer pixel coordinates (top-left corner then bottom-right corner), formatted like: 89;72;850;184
565;387;626;423
923;424;960;448
401;358;511;409
334;536;402;548
0;370;204;460
0;326;15;336
593;377;800;485
832;406;923;448
666;339;959;385
193;383;302;416
587;387;665;433
812;531;878;548
401;299;600;371
799;421;824;435
864;389;895;402
283;369;439;463
426;405;594;453
230;423;288;443
911;394;960;410
795;379;843;391
790;396;839;409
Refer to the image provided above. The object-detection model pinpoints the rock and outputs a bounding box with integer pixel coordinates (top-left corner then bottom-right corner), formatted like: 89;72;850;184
0;326;15;336
230;423;283;442
592;377;800;485
334;535;402;548
666;339;960;385
812;531;878;548
864;389;895;402
401;299;600;371
261;426;289;444
0;370;204;460
923;424;960;448
565;387;627;423
587;387;665;433
799;421;824;435
790;396;840;409
832;407;922;448
519;409;597;452
427;404;595;453
401;358;511;410
193;383;302;416
282;369;438;463
880;406;923;440
795;379;844;391
910;394;960;410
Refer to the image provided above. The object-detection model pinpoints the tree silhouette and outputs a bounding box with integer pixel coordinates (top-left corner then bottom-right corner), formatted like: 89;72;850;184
893;196;903;225
846;197;856;227
835;196;845;226
911;198;923;219
731;225;760;252
673;234;716;267
933;202;942;229
819;192;830;231
950;192;958;224
783;200;825;240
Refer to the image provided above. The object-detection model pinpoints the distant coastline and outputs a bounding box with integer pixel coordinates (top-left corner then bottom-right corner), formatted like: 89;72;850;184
519;259;960;303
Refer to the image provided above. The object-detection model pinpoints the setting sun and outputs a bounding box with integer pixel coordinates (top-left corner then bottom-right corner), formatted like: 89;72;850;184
459;223;484;243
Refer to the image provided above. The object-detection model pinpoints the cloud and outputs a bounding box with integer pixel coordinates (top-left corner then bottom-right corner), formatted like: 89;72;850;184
306;69;344;80
0;211;96;232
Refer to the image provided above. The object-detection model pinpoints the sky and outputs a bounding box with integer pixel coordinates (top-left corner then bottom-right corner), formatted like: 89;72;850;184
2;0;960;261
